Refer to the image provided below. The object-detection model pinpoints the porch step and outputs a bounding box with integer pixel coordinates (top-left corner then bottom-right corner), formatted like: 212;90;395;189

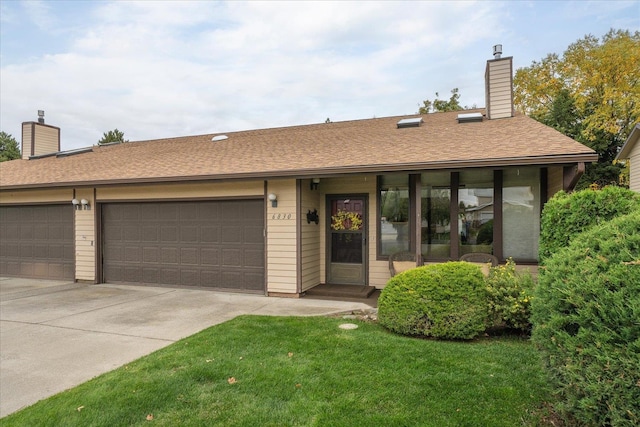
305;284;377;299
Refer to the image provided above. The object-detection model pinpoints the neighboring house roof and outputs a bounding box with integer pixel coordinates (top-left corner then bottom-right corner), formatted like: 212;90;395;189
0;109;598;190
615;123;640;160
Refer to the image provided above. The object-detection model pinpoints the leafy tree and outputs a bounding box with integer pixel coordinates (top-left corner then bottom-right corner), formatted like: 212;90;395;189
419;88;465;114
514;29;640;188
0;131;21;162
98;128;128;145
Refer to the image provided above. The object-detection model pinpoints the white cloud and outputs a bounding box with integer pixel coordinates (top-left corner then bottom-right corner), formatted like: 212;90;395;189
1;0;635;150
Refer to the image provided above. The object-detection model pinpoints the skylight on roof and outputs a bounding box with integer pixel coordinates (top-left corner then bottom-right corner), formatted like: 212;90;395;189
397;117;423;128
457;112;483;123
211;135;228;142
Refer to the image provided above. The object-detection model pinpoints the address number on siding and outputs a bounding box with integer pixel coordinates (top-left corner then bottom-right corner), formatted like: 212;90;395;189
271;213;293;220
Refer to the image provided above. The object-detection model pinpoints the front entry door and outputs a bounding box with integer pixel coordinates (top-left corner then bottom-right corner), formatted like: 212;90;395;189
327;196;367;285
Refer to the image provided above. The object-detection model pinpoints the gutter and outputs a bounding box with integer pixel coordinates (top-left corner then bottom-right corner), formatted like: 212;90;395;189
0;153;599;191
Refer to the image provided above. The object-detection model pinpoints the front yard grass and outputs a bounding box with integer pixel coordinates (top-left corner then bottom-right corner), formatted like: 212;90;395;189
2;315;553;426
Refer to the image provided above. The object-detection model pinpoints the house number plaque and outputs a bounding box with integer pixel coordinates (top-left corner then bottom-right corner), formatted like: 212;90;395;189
271;213;293;220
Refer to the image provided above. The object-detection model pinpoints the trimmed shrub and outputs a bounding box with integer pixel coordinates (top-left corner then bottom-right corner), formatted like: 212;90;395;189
378;262;488;340
485;258;535;332
539;186;640;263
531;211;640;426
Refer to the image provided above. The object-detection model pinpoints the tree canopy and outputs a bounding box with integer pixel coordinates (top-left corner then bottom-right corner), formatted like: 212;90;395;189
514;29;640;188
98;129;128;145
418;88;465;114
0;131;21;162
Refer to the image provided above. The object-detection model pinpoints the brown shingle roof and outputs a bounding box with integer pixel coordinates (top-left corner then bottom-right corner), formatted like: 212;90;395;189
0;110;597;189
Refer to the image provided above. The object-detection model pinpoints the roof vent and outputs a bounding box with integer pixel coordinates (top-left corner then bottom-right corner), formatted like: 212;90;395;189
493;44;502;59
211;135;228;142
457;112;483;123
397;117;423;128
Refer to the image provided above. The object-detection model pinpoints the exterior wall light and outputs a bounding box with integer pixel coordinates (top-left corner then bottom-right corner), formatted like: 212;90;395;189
310;178;320;190
268;193;277;208
80;199;91;210
306;209;319;224
72;198;81;210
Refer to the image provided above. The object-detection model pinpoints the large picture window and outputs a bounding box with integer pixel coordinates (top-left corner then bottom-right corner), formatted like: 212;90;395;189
459;170;494;255
379;175;409;256
503;167;540;260
377;167;542;262
421;172;451;259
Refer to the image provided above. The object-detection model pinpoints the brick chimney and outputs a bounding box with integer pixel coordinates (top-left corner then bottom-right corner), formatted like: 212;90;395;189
21;110;61;159
485;45;514;120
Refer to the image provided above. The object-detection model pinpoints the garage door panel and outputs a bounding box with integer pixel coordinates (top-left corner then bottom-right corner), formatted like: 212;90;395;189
201;226;220;243
20;244;34;258
143;247;158;263
161;226;178;242
222;248;241;267
181;226;198;243
245;226;264;243
201;248;219;265
20;225;34;239
221;226;242;243
142;226;159;242
102;200;264;292
180;248;198;265
161;247;179;264
245;249;265;267
158;205;178;220
143;268;158;283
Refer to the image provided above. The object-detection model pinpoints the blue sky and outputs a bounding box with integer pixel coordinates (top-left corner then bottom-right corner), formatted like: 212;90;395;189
1;0;638;151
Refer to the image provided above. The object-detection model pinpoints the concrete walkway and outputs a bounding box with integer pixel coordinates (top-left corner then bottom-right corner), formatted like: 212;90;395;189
0;277;374;417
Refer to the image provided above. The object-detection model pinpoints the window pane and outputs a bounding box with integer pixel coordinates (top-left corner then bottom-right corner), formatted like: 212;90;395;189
421;172;451;259
379;175;409;256
503;167;540;260
459;170;494;255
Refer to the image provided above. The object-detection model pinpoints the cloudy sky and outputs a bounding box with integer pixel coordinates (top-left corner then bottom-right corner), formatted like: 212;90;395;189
1;0;638;151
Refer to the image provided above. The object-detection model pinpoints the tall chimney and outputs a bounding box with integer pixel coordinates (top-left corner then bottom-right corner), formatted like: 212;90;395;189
22;111;61;159
485;45;514;120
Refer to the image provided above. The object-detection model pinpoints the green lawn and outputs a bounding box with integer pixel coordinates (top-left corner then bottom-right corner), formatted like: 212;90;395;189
2;316;554;426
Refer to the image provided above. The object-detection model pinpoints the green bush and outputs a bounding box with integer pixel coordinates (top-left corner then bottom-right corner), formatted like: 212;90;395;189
531;211;640;426
539;186;640;262
378;262;488;340
485;258;535;332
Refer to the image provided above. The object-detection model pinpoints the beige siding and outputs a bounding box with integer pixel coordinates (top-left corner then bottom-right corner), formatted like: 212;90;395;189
486;58;513;120
266;179;298;294
547;166;564;196
630;143;640;192
33;125;60;156
21;123;32;159
300;179;321;292
97;181;263;200
0;188;72;204
74;189;96;282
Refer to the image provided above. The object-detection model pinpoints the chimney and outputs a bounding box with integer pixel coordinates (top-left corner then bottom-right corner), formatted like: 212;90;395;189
22;110;61;159
485;44;514;120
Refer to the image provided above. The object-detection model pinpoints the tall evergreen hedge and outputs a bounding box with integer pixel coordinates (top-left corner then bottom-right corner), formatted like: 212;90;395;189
538;186;640;262
532;211;640;426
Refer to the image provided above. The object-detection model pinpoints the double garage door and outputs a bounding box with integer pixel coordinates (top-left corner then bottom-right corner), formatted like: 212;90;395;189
102;200;265;292
0;205;75;280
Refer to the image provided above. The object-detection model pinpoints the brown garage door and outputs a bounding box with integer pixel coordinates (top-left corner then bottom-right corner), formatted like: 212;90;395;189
0;205;75;280
102;200;265;292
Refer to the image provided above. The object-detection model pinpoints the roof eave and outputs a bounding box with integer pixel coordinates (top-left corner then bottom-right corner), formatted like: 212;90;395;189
0;153;599;191
615;123;640;160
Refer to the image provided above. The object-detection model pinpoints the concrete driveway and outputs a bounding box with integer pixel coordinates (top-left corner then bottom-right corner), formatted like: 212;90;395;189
0;277;374;417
